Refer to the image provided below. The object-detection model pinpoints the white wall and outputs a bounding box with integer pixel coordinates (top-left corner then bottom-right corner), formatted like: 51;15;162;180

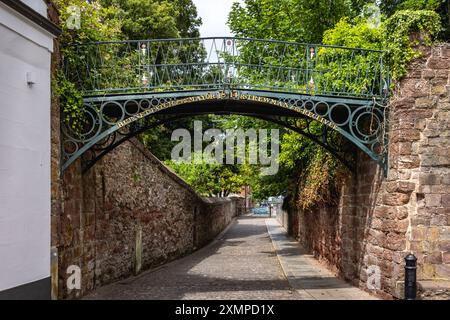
21;0;48;17
0;3;53;292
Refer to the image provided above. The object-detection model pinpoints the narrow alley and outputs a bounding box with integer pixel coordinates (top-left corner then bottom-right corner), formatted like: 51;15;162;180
85;217;376;300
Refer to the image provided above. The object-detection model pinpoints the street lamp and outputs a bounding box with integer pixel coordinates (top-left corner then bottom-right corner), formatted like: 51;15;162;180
141;73;148;86
140;43;147;56
309;47;315;59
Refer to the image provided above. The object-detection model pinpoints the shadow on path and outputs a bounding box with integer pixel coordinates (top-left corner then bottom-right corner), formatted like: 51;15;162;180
84;216;378;300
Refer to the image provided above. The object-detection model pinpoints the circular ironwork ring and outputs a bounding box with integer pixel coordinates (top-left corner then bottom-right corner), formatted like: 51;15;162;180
100;100;125;126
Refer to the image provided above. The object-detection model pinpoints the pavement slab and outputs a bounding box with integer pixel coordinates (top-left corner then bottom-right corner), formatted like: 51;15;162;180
265;218;378;300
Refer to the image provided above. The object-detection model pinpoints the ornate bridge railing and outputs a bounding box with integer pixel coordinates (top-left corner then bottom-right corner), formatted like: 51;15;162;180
64;37;389;99
61;37;390;174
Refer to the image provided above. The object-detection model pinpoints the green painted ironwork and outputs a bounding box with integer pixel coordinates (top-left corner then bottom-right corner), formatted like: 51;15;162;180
65;37;389;98
61;37;390;174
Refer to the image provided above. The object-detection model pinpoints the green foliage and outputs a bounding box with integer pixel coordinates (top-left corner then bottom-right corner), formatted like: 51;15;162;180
171;0;202;38
55;0;124;130
320;16;384;95
383;9;442;80
380;0;449;39
380;0;444;16
141;115;215;160
322;17;383;50
55;0;123;44
132;171;141;183
228;0;354;43
100;0;178;39
56;0;448;208
56;0;203;135
295;148;347;210
278;131;314;170
226;0;358;205
323;8;442;81
166;153;246;197
54;71;84;131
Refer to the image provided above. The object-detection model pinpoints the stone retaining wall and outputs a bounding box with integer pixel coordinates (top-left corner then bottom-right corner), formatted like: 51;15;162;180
56;139;241;299
282;44;450;299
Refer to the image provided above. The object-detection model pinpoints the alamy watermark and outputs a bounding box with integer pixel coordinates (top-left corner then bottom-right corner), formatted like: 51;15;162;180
66;6;81;30
366;265;381;291
66;265;81;291
171;121;279;176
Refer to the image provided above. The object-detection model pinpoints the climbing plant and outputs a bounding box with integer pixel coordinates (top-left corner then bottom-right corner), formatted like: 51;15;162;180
383;10;442;80
53;0;123;132
295;148;348;210
55;0;447;206
54;71;84;131
54;0;204;134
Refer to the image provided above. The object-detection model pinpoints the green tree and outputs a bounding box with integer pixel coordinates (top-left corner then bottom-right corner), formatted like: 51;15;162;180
55;0;123;43
100;0;201;39
172;0;202;38
226;0;369;206
228;0;354;43
323;7;442;80
166;153;247;197
380;0;444;16
380;0;449;39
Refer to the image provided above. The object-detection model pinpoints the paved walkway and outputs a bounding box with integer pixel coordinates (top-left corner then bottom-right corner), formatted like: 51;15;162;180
266;219;377;300
85;216;377;300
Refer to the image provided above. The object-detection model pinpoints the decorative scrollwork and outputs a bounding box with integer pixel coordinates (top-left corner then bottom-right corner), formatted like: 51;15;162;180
61;89;388;175
62;37;390;174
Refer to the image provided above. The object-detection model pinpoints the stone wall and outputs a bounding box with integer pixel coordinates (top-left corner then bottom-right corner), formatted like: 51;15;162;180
56;139;241;299
283;44;450;299
274;203;289;230
398;44;450;295
46;0;62;299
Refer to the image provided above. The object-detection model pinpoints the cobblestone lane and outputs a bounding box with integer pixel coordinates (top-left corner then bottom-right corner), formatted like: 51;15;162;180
85;216;377;300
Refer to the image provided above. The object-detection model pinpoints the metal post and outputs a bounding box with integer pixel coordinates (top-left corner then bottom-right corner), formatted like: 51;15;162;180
404;253;417;300
50;246;58;300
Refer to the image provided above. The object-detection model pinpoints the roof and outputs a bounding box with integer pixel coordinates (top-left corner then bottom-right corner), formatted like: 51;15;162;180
0;0;61;36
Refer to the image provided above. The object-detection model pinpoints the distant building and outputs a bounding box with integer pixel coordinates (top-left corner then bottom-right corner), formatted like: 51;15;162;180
239;185;252;211
0;0;60;299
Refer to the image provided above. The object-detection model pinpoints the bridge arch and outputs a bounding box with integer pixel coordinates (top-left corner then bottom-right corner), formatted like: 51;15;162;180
62;89;387;173
61;37;389;174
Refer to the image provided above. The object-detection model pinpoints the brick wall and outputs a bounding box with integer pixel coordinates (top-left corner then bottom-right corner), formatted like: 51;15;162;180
56;139;241;299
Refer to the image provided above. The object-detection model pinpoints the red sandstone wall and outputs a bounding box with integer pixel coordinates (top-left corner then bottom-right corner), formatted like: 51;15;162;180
289;173;356;280
287;44;450;299
296;206;343;275
57;139;240;299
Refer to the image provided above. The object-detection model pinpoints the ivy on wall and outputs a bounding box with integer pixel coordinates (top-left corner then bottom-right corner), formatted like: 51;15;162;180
384;10;442;80
294;149;348;211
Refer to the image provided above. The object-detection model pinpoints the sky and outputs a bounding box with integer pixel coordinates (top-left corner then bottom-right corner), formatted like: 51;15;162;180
193;0;244;37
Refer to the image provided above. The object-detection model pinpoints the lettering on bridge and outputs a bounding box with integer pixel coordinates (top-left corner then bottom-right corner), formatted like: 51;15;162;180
116;90;338;130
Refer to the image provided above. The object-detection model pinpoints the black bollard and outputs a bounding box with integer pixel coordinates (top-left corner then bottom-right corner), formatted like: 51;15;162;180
404;253;417;300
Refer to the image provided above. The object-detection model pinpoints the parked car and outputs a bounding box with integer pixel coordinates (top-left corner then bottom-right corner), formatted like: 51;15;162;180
252;206;269;215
